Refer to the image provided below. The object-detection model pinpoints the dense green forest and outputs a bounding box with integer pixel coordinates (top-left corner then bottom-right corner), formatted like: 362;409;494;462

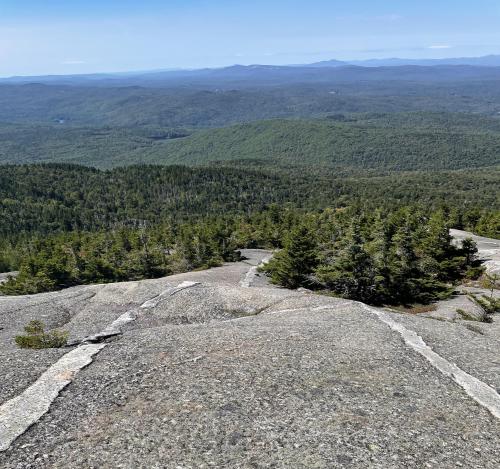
0;164;500;296
1;164;498;239
0;70;499;303
2;77;500;129
2;113;500;170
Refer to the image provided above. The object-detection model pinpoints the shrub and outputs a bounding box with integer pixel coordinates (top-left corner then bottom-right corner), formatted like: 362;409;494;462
471;295;500;315
464;266;485;280
467;294;499;323
15;320;69;349
456;308;482;322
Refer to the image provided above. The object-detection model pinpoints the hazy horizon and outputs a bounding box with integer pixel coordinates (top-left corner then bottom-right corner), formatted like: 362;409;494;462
1;0;500;76
3;54;500;80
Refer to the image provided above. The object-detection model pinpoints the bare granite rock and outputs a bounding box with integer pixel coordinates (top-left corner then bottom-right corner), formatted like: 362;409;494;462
0;245;499;468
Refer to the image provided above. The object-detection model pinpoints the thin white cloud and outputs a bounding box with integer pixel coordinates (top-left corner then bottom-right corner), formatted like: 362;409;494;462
428;45;452;49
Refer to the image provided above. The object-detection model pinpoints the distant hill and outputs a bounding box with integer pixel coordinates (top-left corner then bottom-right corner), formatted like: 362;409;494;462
138;118;500;172
3;60;500;88
1;63;500;181
300;59;347;67
346;55;500;67
2;77;500;129
2;115;500;172
306;55;500;68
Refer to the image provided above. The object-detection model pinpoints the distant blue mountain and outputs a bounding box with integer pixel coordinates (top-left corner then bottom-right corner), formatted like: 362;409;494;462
297;59;347;67
3;55;500;86
310;55;500;67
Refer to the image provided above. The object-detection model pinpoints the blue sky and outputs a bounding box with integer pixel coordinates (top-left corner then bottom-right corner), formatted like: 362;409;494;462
1;0;499;76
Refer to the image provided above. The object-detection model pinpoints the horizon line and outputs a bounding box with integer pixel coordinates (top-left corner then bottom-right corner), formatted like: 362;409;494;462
2;53;500;80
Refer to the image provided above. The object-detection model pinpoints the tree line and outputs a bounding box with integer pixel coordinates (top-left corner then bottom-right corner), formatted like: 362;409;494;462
0;206;484;306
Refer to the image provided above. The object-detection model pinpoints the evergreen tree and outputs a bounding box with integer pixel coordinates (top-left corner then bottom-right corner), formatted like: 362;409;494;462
366;213;394;303
316;225;377;302
263;225;318;289
390;223;424;303
460;238;478;267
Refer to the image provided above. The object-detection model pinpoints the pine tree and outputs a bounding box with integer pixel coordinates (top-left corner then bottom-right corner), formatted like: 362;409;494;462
460;238;478;267
366;214;393;303
263;224;317;289
390;223;422;303
316;224;377;302
421;211;462;280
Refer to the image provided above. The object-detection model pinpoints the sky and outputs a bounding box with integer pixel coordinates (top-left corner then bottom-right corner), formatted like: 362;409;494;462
1;0;500;76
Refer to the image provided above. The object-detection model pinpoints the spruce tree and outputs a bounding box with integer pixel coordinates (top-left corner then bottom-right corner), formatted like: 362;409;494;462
263;224;318;289
316;224;377;302
366;214;393;303
390;223;422;303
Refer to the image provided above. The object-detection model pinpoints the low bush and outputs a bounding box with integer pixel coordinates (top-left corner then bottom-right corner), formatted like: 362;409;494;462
15;320;69;349
468;294;499;323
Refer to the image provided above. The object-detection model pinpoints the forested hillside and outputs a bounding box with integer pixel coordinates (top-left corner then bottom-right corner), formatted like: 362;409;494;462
2;75;500;128
1;164;498;238
141;118;500;171
0;124;188;167
0;66;499;302
2;114;500;170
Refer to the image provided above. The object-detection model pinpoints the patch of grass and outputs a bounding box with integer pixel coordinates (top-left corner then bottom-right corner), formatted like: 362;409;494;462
392;304;438;315
468;293;499;323
15;320;69;349
481;273;500;292
456;308;480;322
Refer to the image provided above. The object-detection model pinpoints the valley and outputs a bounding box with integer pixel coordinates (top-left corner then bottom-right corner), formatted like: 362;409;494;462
3;0;500;466
0;59;499;468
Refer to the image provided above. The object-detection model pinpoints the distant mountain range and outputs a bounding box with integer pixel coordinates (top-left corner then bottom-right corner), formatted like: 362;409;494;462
2;55;500;86
311;55;500;67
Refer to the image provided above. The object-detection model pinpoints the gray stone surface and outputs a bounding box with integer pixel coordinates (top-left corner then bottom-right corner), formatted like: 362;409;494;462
389;310;500;394
0;344;105;451
422;292;487;321
0;246;499;467
0;272;17;286
451;229;500;276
